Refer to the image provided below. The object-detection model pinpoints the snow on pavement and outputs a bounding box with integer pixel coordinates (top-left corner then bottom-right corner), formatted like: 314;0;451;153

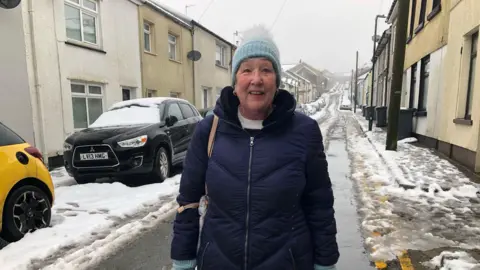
345;111;480;266
0;169;180;270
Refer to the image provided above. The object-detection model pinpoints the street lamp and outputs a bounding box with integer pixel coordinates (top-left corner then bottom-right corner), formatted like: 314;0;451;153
368;14;387;131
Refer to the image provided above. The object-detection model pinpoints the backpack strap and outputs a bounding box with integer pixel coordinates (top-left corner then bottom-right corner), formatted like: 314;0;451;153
177;114;218;214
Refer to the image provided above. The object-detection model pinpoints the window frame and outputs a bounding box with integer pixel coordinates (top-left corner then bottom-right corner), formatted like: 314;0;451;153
70;81;104;130
215;43;226;67
168;34;177;61
143;21;152;52
465;31;478;120
409;0;417;38
418;55;430;112
418;0;427;26
64;0;100;46
409;63;417;108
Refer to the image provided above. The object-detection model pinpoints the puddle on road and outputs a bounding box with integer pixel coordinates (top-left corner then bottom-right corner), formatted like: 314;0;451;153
328;138;374;270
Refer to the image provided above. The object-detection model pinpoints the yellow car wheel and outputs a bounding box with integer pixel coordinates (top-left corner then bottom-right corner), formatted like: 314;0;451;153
2;185;52;242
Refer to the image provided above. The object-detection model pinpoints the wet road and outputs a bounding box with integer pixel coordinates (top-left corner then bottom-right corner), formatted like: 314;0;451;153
92;88;373;270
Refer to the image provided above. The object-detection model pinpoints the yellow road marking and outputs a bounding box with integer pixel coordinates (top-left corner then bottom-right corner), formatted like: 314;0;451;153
398;251;414;270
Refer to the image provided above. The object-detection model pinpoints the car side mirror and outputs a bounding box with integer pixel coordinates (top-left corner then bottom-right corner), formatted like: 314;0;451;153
166;115;178;127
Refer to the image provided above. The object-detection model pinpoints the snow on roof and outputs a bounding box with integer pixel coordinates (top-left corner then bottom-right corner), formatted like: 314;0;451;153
145;0;192;28
282;64;296;71
109;97;183;110
286;70;311;84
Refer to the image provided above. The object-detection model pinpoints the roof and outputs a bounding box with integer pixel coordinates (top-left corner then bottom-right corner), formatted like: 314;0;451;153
109;97;185;110
386;0;398;23
282;64;296;71
373;28;391;60
144;1;235;48
286;70;311;84
144;0;192;28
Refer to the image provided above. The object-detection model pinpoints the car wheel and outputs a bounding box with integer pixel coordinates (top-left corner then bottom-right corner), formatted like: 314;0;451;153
153;147;170;183
75;176;96;184
1;185;52;242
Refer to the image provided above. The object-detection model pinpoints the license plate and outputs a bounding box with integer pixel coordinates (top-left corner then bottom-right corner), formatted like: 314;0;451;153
80;152;109;160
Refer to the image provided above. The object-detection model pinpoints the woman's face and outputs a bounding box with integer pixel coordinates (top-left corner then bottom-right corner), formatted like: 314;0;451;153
234;58;277;117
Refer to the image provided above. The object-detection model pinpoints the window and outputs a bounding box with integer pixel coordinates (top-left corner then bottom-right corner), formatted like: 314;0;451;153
203;88;209;109
189;104;199;116
179;103;195;119
71;82;103;129
465;32;478;119
216;44;226;66
168;34;177;60
418;0;427;26
167;103;184;121
418;56;430;111
65;0;99;45
409;63;417;108
147;89;156;97
409;0;417;38
170;92;180;98
122;88;135;101
0;122;25;147
144;22;152;52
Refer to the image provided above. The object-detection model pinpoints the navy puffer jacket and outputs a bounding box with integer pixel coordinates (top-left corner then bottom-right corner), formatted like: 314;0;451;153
171;86;339;270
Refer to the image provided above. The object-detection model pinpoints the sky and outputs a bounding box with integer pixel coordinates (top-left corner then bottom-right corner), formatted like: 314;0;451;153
157;0;393;74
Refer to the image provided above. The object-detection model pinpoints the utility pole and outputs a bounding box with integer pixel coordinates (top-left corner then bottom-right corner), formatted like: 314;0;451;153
386;0;410;151
350;69;354;106
354;51;359;112
369;14;387;131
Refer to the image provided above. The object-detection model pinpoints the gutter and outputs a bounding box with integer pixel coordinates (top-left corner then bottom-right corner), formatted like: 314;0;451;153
28;0;48;164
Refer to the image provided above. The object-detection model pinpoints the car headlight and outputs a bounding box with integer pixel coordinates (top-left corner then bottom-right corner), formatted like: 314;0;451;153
63;142;73;152
117;135;148;148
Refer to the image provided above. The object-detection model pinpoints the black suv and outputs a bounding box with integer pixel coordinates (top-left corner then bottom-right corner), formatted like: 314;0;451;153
63;97;202;184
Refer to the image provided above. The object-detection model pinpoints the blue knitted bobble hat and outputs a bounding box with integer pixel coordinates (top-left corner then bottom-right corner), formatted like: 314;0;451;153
231;25;281;87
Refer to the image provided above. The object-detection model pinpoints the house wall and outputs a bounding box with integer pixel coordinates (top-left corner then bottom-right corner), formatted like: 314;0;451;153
29;0;142;163
411;46;447;138
139;4;193;101
0;4;35;145
193;26;232;109
405;0;450;69
437;0;480;170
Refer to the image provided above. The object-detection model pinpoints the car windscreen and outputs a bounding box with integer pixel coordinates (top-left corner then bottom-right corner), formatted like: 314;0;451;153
0;122;25;147
89;104;161;128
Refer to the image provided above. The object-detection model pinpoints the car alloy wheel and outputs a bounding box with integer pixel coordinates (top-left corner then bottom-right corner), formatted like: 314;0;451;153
159;150;169;179
13;190;50;234
2;185;52;242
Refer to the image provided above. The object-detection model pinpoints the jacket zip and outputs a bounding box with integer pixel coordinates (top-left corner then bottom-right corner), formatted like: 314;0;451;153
218;117;278;270
289;249;297;270
244;136;254;270
199;242;210;270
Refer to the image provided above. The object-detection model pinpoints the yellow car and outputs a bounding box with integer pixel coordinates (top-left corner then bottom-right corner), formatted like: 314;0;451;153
0;122;55;242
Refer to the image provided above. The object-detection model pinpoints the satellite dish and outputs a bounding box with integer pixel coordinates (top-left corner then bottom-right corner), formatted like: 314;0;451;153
0;0;21;9
187;50;202;61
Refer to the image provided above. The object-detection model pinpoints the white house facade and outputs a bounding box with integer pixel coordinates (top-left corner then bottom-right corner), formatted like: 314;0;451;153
0;0;143;167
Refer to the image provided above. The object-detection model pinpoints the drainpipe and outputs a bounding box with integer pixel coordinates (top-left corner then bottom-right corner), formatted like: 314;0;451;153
384;33;391;106
191;23;196;107
52;0;68;152
28;0;48;165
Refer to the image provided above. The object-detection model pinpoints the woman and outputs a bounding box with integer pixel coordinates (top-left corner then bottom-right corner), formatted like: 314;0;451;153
171;27;339;270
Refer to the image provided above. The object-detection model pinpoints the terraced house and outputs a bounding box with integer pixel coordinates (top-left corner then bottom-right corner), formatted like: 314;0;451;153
0;0;143;167
139;0;236;109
